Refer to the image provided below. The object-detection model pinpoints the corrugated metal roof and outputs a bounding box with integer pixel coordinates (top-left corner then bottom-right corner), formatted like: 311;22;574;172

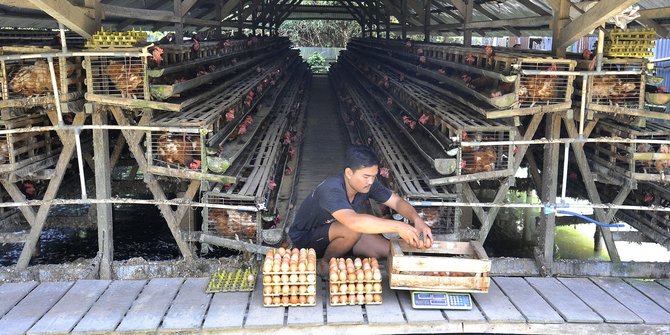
653;38;670;89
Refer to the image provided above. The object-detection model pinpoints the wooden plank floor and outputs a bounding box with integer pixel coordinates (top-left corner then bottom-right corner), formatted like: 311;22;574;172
1;276;670;335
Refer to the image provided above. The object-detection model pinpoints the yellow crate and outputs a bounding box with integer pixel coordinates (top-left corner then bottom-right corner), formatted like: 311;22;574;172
388;239;491;293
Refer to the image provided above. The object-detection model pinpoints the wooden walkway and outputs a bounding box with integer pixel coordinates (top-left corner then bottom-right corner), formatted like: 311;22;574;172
1;276;670;334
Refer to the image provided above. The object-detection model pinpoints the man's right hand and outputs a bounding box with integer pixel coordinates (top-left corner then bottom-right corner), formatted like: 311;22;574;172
396;223;420;248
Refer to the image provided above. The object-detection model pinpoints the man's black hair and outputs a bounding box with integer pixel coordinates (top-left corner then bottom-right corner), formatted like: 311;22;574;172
345;145;379;172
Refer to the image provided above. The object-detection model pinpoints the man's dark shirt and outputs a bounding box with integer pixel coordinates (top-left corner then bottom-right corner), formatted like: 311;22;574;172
288;174;392;244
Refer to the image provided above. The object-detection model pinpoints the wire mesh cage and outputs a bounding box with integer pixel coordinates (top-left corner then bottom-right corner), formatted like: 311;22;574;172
0;113;58;174
577;58;646;113
416;205;460;236
0;55;85;104
147;131;204;171
203;191;258;240
458;129;514;177
85;54;147;100
587;119;670;183
621;185;670;238
517;60;575;108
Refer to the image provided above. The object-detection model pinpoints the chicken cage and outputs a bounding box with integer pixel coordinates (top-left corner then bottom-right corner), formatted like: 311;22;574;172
619;183;670;244
516;59;575;110
202;191;259;241
585;118;670;184
84;49;149;106
0;52;85;110
576;58;646;116
0;112;59;174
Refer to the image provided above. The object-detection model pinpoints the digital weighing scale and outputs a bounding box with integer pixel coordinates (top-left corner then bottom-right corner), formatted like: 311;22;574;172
410;291;473;310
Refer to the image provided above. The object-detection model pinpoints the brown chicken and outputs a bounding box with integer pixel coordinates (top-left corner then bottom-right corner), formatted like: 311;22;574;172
591;75;637;105
518;63;558;104
157;134;201;169
461;147;497;174
9;60;74;96
107;61;144;98
210;208;256;238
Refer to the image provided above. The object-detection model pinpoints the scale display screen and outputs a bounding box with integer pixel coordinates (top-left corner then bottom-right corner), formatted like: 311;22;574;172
411;291;473;310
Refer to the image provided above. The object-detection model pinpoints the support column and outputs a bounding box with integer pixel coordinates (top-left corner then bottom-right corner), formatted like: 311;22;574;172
93;108;113;279
537;113;561;276
238;1;244;36
424;0;431;42
174;0;184;43
401;0;407;39
464;0;473;46
551;0;570;57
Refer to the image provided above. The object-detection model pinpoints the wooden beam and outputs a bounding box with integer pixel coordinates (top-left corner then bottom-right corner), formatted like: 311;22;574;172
28;0;98;39
102;4;178;22
181;0;200;14
464;0;472;46
221;0;243;20
515;0;550;16
539;113;561;275
638;6;670;20
636;18;670;38
391;15;551;31
115;0;165;31
92;108;113;280
557;0;640;50
551;0;569;57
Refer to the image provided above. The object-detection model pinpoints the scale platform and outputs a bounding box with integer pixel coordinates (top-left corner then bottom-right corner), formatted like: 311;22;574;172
411;291;473;310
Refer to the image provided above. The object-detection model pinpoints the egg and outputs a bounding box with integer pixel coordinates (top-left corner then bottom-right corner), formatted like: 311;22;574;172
330;284;339;293
356;270;364;281
346;266;354;274
298;262;307;272
307;262;315;272
373;294;382;303
273;285;281;294
329;258;337;266
289;262;298;272
348;284;356;294
289;274;298;283
347;273;356;281
264;296;272;305
308;248;316;256
281;296;289;305
290;295;299;305
338;271;347;282
280;262;290;272
340;283;348;292
281;274;289;283
266;250;274;258
277;247;286;256
298;274;307;283
365;283;373;293
348;294;356;304
373;283;382;292
263;286;273;294
290;285;299;295
370;258;379;269
299;295;307;304
272;263;281;272
307;285;316;294
356;293;365;304
299;285;307;294
272;274;281;283
338;262;346;271
365;293;374;303
263;261;272;273
372;270;382;281
290;253;299;261
356;283;365;292
306;295;316;305
354;258;362;269
331;295;340;304
330;272;339;282
281;285;290;294
272;296;281;305
306;274;315;283
364;270;373;281
263;275;272;284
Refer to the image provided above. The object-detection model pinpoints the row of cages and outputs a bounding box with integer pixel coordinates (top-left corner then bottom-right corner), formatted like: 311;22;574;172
338;55;516;183
350;38;659;119
622;183;670;238
585;118;670;184
0;109;62;174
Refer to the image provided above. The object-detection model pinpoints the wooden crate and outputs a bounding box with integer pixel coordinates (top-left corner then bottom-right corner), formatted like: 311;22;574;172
0;53;85;109
388;239;491;293
0;112;60;174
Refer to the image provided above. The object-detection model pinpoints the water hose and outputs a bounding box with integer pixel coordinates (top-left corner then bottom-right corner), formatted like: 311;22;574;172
555;209;625;228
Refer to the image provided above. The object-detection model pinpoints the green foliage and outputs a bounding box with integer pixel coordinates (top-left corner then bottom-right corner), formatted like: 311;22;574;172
307;52;326;68
279;20;360;48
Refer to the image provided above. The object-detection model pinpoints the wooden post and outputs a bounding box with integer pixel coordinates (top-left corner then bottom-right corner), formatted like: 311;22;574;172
214;0;223;40
551;0;570;57
538;113;561;276
174;0;184;44
424;0;430;42
464;0;473;46
385;4;390;39
93;108;113;279
401;0;407;39
238;0;244;36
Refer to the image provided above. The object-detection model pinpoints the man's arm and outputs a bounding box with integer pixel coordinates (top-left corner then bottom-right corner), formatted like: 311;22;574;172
332;208;421;247
384;193;433;248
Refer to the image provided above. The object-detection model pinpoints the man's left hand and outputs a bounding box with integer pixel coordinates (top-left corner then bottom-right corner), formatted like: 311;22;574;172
414;219;433;249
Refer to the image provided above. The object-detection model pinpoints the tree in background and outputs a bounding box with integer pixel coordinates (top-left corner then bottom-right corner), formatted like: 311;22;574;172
279;20;360;47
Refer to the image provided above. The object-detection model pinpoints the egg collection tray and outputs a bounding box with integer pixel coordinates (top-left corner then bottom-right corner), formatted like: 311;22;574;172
262;247;317;307
206;267;257;293
328;257;383;306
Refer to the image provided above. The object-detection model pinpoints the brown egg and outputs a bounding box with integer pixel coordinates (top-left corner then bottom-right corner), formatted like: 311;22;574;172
356;283;365;292
340;283;348;293
266;250;274;258
298;262;307;272
263;275;272;284
272;263;281;272
281;285;290;295
291;247;299;255
272;296;281;305
365;293;374;303
372;270;382;281
373;294;382;302
354;258;362;269
263;261;272;273
347;273;356;281
330;284;339;294
289;262;298;272
277;247;286;256
289;274;298;283
329;258;337;266
330;272;339;282
281;274;289;283
298;274;307;283
307;274;316;283
338;271;347;282
348;294;356;304
365;283;373;293
373;283;382;292
273;285;281;294
370;258;379;269
280;262;290;272
348;284;356;294
263;286;273;295
307;262;316;272
307;295;316;305
356;293;365;304
272;274;281;283
331;295;340;304
281;296;289;305
346;266;355;274
290;253;299;262
264;296;272;305
338;262;346;271
307;285;316;294
308;248;316;256
299;285;307;294
290;285;299;295
289;295;299;305
364;270;373;281
356;270;365;281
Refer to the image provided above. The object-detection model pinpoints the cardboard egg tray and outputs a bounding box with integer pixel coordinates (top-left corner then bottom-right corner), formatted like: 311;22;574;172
262;247;317;307
328;257;383;306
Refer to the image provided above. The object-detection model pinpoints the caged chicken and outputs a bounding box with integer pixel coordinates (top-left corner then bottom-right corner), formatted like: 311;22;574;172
209;208;256;238
157;134;202;170
9;60;74;96
590;75;637;105
518;63;558;105
461;147;498;174
107;60;144;98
